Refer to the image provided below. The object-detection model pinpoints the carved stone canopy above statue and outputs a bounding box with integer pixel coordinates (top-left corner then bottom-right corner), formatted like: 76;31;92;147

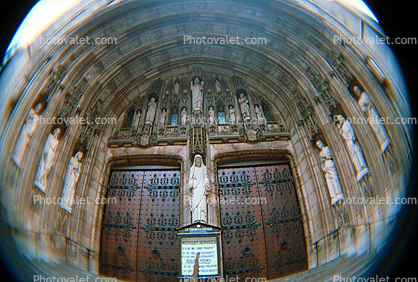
231;75;246;92
151;78;163;95
190;65;204;79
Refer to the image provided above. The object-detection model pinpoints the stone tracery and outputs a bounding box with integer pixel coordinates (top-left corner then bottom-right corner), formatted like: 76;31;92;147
107;71;287;148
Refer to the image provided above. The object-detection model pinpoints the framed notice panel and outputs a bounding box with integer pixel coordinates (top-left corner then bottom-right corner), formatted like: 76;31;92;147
181;236;218;276
177;222;222;279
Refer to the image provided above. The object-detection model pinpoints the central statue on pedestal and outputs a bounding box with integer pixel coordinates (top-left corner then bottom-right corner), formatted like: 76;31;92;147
189;154;210;223
191;77;204;112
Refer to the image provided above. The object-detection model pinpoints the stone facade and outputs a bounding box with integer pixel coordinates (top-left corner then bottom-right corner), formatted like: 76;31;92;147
0;0;412;280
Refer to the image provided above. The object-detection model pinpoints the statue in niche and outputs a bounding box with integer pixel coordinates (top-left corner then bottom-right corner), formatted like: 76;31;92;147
189;154;210;223
34;128;61;192
12;103;42;167
208;106;216;126
215;79;221;93
145;97;157;125
229;105;236;125
238;93;250;120
354;86;391;152
160;109;167;125
316;140;344;205
174;80;180;95
132;109;142;130
60;151;83;213
254;105;266;126
191;77;204;112
181;108;188;126
335;115;369;181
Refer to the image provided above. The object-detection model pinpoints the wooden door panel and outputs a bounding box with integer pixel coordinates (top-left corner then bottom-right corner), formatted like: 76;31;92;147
218;163;308;280
100;169;180;282
99;171;143;281
218;167;268;280
137;170;181;282
255;165;308;279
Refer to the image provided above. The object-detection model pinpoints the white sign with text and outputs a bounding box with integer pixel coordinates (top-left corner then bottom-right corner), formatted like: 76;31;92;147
181;236;218;276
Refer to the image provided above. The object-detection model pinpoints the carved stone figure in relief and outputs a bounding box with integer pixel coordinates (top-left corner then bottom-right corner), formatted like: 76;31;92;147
181;108;188;126
145;97;157;125
215;79;221;93
316;140;344;205
335;115;369;181
208;106;216;126
238;93;250;120
12;103;42;167
254;105;266;125
191;77;204;112
229;105;236;124
60;151;83;213
160;109;167;125
34;128;61;192
132;110;142;129
174;80;180;95
354;86;391;152
189;154;210;223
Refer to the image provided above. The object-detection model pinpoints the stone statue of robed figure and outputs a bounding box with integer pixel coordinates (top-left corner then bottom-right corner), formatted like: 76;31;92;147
316;140;344;205
189;154;210;223
191;77;204;112
60;151;83;213
34;128;61;192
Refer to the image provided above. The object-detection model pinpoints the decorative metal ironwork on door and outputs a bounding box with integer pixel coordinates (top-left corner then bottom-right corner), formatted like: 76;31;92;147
99;169;181;282
218;163;307;280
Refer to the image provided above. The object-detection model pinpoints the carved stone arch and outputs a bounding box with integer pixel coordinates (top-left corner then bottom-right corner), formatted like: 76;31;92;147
277;76;321;139
214;97;227;105
0;1;412;281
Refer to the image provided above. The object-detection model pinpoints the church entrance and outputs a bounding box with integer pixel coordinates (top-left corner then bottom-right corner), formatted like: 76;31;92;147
218;162;308;280
99;168;181;282
99;162;307;281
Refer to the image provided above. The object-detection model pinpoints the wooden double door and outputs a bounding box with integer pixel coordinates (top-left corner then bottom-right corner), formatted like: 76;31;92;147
99;163;307;281
218;163;308;280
